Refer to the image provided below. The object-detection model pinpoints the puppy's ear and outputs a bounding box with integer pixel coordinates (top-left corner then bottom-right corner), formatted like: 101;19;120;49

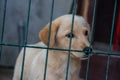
39;20;61;48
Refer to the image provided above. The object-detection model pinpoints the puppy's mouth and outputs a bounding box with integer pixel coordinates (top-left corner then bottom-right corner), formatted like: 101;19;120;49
70;52;89;60
81;55;88;60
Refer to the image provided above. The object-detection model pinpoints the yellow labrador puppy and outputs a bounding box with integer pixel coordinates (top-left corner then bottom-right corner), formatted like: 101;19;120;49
13;15;91;80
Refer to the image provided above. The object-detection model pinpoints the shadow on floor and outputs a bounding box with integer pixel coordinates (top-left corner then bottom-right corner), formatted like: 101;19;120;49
0;67;13;80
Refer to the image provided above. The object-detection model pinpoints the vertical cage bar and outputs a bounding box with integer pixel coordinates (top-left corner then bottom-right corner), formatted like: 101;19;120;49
85;0;97;80
0;0;7;60
20;0;31;80
105;0;117;80
65;0;77;80
43;0;54;80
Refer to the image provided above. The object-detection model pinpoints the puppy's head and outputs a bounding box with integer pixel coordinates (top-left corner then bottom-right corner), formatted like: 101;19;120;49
39;15;91;59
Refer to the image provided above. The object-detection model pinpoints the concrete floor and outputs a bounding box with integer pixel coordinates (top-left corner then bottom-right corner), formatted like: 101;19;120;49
0;67;13;80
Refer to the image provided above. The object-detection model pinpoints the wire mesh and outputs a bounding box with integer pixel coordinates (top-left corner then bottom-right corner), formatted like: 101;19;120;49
85;0;97;79
0;0;7;59
43;0;55;80
0;0;119;80
106;0;118;80
20;0;32;80
65;0;77;80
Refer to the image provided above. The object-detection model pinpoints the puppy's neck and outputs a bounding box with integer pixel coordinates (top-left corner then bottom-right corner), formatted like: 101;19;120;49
48;50;81;74
49;50;80;62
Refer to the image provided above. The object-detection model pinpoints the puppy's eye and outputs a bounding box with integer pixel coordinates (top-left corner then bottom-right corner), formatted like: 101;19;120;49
85;30;88;36
66;33;74;38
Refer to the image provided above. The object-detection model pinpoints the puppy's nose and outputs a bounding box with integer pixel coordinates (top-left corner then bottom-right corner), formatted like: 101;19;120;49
83;47;92;55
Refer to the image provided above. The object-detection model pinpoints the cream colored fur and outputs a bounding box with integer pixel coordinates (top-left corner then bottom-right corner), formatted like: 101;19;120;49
13;15;90;80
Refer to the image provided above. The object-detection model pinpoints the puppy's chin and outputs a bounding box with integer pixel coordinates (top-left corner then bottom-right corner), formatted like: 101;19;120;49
71;52;87;59
80;54;93;60
80;55;88;60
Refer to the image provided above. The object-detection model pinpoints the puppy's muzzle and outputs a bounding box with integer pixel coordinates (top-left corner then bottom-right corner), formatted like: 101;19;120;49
83;47;92;56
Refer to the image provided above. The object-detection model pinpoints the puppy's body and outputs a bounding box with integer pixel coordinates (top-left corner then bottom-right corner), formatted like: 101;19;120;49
13;15;90;80
29;43;80;80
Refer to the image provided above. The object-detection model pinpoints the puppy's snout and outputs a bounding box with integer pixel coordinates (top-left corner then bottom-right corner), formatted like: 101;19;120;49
83;47;92;55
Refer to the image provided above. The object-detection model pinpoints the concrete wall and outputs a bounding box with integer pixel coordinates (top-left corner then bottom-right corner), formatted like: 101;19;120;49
0;0;73;66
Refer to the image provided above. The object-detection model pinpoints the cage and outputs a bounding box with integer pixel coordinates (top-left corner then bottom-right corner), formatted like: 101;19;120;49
0;0;120;80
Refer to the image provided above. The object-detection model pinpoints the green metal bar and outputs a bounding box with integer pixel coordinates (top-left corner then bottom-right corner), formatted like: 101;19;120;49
1;43;120;56
20;0;31;80
85;0;97;80
0;0;7;60
105;0;117;80
43;0;54;80
65;0;77;80
0;0;118;80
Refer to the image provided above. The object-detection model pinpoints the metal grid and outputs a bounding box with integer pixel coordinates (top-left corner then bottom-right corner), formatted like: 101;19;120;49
0;0;119;80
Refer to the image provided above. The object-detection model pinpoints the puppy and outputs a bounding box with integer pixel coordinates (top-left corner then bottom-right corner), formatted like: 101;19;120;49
13;15;90;80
